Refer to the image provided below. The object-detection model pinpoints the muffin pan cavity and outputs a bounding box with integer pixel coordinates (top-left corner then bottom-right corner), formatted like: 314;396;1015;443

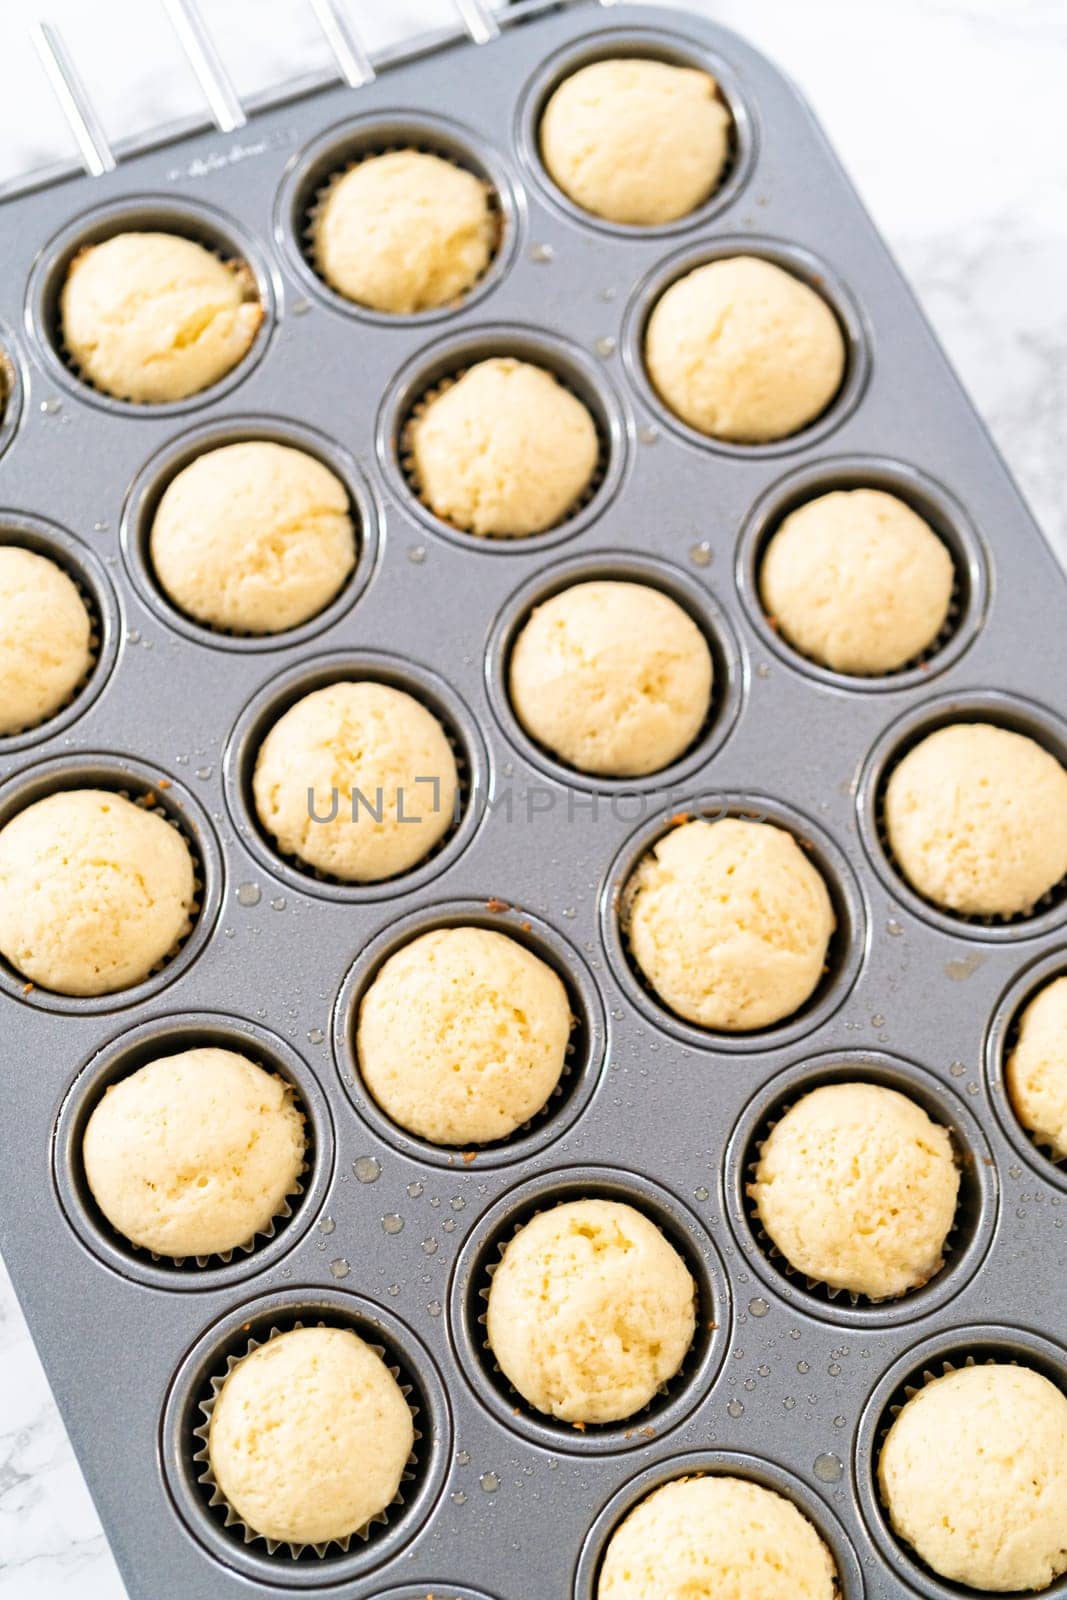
54;1013;334;1289
737;457;988;692
0;513;119;749
277;112;519;323
161;1290;450;1587
0;324;23;460
985;949;1067;1188
516;26;755;237
485;548;742;792
0;751;220;1014
378;322;628;552
725;1052;998;1327
575;1450;865;1600
223;650;487;903
26;195;274;416
856;1328;1067;1600
859;690;1067;941
602;794;866;1053
120;414;379;651
449;1166;729;1454
623;235;869;457
333;899;605;1168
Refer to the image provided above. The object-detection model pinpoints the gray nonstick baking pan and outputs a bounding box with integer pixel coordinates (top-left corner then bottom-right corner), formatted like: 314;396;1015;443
1;1;1065;1597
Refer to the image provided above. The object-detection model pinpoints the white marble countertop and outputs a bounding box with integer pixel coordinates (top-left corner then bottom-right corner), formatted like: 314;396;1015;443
1;1;1065;1595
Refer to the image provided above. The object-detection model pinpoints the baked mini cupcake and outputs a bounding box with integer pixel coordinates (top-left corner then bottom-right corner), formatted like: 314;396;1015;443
623;817;835;1030
1006;975;1067;1161
760;489;954;675
879;1363;1067;1592
83;1047;305;1259
357;925;572;1146
540;58;731;225
150;441;356;634
885;723;1067;917
312;149;496;313
252;681;458;883
750;1082;960;1299
0;788;195;995
61;232;262;403
645;256;845;442
485;1198;695;1424
597;1474;838;1599
407;357;599;537
509;580;713;776
0;545;92;734
208;1325;414;1548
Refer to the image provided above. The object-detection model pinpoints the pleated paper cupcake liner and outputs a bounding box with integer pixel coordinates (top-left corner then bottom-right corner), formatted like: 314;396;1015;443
358;969;583;1156
616;811;841;1033
0;557;102;737
254;694;472;889
303;143;503;306
397;364;608;541
192;1319;423;1560
473;1197;706;1436
874;765;1067;929
1001;1007;1067;1175
55;247;261;404
743;1092;965;1308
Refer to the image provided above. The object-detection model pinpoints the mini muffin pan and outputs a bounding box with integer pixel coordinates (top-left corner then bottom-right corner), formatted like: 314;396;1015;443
0;3;1065;1598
